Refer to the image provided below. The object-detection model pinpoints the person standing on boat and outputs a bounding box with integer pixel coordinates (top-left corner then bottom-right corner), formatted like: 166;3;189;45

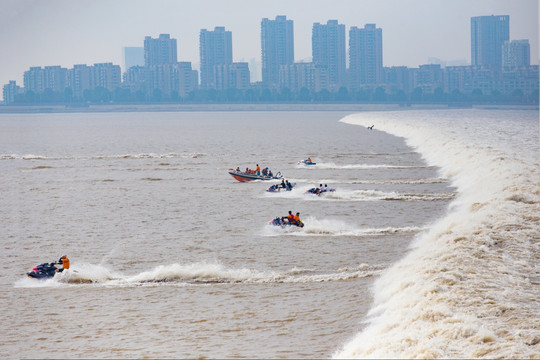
256;164;261;175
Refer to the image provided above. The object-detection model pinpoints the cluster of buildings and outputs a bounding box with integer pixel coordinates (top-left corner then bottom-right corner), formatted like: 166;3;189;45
2;14;538;104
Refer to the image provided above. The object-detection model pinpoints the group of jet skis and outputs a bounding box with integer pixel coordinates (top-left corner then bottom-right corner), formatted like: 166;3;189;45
267;158;335;229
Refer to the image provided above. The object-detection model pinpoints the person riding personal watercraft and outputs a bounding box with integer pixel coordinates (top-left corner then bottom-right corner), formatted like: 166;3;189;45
266;180;296;192
27;255;71;279
298;157;316;166
306;184;335;195
269;211;304;228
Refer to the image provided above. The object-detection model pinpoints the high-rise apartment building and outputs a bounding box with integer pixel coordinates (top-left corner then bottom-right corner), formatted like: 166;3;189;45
123;47;145;71
67;63;121;98
349;24;383;89
503;40;530;68
144;34;178;67
199;27;233;89
312;20;346;90
261;16;294;88
471;15;509;69
3;81;20;104
24;66;68;94
214;63;250;90
279;62;329;93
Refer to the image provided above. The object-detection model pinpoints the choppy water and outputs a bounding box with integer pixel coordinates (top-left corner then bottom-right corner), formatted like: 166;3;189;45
0;108;536;358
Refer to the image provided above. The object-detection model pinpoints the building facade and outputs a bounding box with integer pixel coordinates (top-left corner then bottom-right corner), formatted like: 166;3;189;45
214;62;250;90
349;24;383;89
23;66;68;94
2;81;21;104
144;34;178;67
503;40;530;69
312;20;346;91
471;15;509;69
199;27;233;89
261;16;295;88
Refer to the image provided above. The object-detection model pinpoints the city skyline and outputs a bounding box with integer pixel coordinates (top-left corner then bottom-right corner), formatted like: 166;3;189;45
0;0;537;89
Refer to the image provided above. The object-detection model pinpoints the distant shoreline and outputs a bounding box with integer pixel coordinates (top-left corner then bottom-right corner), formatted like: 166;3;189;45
0;103;537;114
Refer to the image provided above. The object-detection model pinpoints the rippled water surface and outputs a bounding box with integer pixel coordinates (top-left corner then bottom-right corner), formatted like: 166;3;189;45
1;110;455;358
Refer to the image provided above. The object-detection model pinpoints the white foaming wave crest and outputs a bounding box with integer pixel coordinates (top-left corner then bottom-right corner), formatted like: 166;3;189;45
95;152;207;160
334;110;540;358
2;152;207;161
262;216;426;237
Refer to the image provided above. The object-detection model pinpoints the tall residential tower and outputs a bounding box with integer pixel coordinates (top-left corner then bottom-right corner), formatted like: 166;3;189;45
144;34;178;67
312;20;346;90
261;16;294;88
199;27;233;89
471;15;509;69
349;24;383;89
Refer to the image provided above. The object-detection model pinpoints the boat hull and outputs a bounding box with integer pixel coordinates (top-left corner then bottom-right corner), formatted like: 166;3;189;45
228;169;282;182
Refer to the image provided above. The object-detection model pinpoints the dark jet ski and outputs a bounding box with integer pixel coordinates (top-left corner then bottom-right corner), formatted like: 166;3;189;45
269;217;304;228
27;262;58;279
266;182;296;192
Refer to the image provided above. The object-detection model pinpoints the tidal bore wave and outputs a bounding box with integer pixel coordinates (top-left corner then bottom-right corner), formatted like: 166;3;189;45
333;110;540;359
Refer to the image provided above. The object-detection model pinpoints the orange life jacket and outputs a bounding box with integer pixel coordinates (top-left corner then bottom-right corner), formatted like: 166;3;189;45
60;257;70;269
294;215;300;222
288;214;294;222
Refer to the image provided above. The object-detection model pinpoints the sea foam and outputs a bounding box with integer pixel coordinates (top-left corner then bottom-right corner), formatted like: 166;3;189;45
333;109;540;359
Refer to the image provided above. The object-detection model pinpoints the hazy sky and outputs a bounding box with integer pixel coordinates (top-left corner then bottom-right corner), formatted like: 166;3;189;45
0;0;538;87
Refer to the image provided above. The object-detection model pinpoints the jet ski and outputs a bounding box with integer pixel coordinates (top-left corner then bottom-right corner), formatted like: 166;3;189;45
306;187;336;195
298;159;316;166
266;182;296;192
27;262;58;279
269;217;304;228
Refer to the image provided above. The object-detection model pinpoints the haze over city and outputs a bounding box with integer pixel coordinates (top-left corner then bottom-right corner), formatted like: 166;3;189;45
0;0;538;88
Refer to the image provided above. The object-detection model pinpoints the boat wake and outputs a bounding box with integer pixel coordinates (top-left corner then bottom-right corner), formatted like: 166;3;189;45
15;261;385;287
263;185;454;202
262;216;426;237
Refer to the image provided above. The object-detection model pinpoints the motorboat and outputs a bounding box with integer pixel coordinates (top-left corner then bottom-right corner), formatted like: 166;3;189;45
228;168;282;182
